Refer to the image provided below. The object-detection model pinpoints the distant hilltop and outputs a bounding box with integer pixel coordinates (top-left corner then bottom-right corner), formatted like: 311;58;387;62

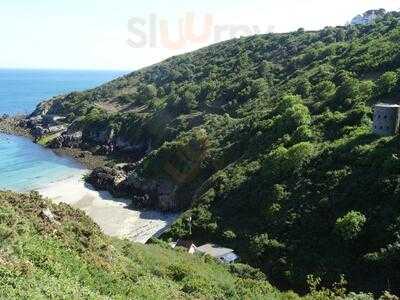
350;9;387;25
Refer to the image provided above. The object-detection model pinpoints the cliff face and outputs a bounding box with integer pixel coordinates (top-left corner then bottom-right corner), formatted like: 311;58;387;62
86;166;179;211
25;10;400;295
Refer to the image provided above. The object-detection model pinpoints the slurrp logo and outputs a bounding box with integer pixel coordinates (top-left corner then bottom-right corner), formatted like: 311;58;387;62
127;12;274;50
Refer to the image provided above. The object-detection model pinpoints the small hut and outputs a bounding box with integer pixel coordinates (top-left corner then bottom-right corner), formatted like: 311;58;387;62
373;103;400;136
196;243;239;264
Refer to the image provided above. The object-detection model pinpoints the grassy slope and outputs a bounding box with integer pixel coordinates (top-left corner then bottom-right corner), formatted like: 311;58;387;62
0;190;285;299
1;191;382;299
31;10;400;295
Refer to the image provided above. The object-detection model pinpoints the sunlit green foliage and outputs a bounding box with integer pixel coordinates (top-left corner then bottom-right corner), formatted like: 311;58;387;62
335;211;367;241
38;10;400;296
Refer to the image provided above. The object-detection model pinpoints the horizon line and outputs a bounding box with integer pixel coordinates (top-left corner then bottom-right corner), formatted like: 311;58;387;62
0;67;132;73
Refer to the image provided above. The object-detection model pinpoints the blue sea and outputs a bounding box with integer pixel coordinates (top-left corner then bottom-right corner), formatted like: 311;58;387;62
0;69;127;191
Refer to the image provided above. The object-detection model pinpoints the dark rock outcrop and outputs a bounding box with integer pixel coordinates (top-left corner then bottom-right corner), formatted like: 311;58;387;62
49;131;83;149
32;126;49;137
26;99;174;211
26;116;43;127
26;111;68;139
86;166;179;212
126;174;178;211
86;167;128;196
85;128;115;145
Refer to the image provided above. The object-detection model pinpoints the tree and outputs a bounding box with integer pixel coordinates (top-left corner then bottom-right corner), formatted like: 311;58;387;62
250;78;269;98
144;84;158;98
179;90;197;113
138;84;158;104
250;233;285;257
294;77;312;98
310;64;335;84
313;80;336;101
335;72;360;99
358;80;375;101
335;211;366;241
376;72;398;96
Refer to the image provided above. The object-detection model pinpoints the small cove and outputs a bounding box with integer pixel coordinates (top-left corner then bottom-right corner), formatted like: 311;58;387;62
0;69;179;243
0;68;125;191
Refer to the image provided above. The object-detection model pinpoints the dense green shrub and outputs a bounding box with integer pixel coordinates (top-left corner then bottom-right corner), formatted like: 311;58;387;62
335;211;367;241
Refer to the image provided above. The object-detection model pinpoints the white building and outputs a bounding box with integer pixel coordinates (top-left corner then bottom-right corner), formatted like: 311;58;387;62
196;243;239;264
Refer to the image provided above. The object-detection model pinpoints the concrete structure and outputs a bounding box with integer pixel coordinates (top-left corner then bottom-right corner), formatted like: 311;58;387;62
196;243;239;264
373;103;400;136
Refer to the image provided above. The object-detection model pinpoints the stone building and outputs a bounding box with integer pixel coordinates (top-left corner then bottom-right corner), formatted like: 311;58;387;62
373;103;400;136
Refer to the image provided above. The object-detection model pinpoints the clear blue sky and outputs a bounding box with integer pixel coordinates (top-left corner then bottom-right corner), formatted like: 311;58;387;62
0;0;399;71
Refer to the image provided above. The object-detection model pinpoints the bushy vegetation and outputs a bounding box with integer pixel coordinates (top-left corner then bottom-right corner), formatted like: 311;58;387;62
2;191;394;299
36;9;400;296
0;191;281;299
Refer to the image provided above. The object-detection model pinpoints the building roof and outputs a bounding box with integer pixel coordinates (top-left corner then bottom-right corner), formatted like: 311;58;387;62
196;243;236;258
220;252;239;263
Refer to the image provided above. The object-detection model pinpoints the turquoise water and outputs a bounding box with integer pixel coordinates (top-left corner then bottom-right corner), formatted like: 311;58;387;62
0;69;127;191
0;134;85;191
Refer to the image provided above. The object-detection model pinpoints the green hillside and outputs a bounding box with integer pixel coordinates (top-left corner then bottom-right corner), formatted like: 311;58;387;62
28;9;400;296
0;191;278;299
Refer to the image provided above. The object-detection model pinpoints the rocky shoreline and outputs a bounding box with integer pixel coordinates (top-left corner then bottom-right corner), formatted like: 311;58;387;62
0;116;107;170
0;116;180;242
0;114;181;213
0;116;32;139
53;147;108;170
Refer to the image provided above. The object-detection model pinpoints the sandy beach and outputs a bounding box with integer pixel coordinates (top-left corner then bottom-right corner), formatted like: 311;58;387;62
37;170;179;244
